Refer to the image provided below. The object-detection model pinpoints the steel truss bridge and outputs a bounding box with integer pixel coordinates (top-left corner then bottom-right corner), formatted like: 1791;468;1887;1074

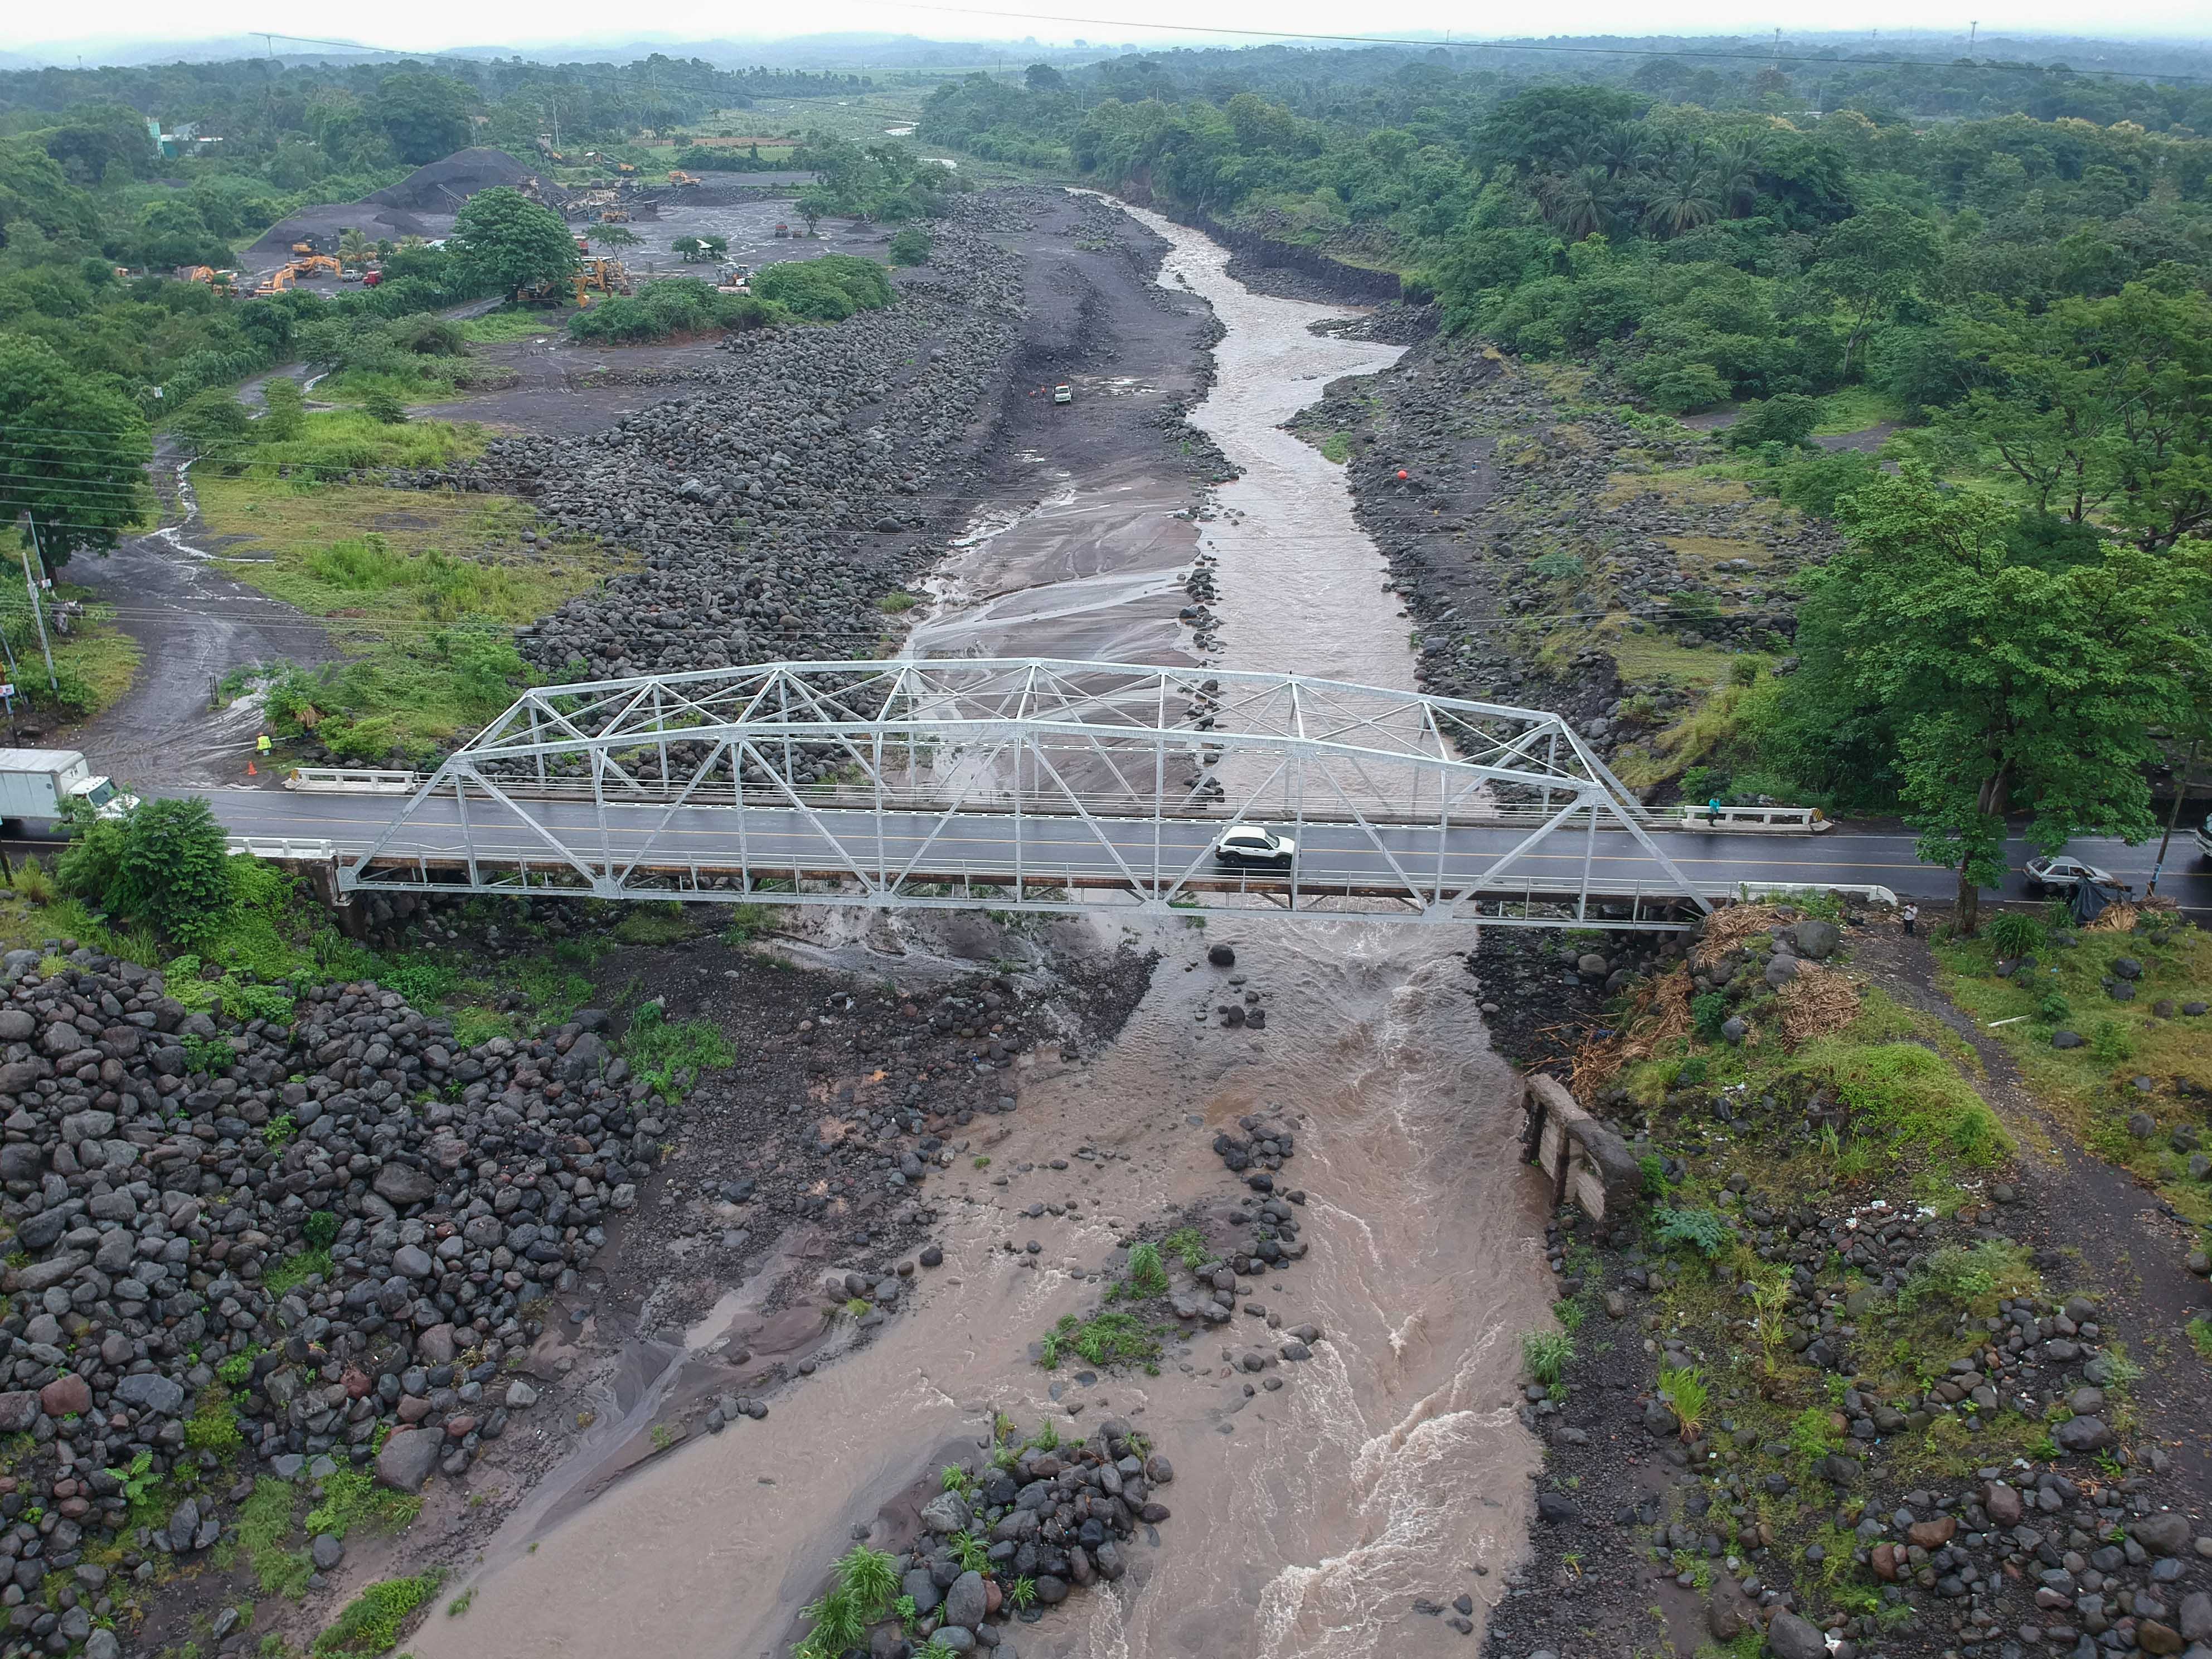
336;658;1730;930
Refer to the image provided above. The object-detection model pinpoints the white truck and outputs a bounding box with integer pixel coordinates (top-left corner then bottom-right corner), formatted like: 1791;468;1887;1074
0;750;137;833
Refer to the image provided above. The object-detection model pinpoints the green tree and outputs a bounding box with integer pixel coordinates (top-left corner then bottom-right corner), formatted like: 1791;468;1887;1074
374;71;474;167
1927;284;2212;549
337;227;372;267
0;336;151;570
671;236;705;263
889;227;931;266
796;192;832;237
1816;203;1942;376
60;797;234;949
586;224;642;251
261;377;306;443
1781;464;2210;934
449;187;578;297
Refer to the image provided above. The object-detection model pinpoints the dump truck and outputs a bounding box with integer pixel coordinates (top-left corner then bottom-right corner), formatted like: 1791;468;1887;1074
0;750;137;833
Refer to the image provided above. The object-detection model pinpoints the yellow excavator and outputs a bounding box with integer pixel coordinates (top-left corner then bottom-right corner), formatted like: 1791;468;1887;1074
667;169;701;187
291;254;343;280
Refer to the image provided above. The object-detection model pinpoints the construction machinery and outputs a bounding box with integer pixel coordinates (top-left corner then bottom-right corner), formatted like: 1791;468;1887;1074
254;266;295;297
291;254;343;280
599;207;632;224
574;257;632;305
667;169;701;187
615;161;637;176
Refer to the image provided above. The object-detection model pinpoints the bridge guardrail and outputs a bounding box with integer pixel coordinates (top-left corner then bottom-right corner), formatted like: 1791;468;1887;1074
308;772;1830;834
287;768;421;795
1654;804;1830;833
229;835;337;861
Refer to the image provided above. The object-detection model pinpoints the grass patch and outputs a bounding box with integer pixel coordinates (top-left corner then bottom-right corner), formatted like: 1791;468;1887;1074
876;589;918;613
1320;430;1353;464
305;1468;420;1540
263;1248;335;1297
1934;919;2211;1212
613;902;697;946
312;1570;443;1655
1812;384;1902;436
196;476;620;633
314;366;471;409
623;1003;734;1103
227;1478;312;1599
458;307;571;343
228;408;486;479
1039;1309;1168;1372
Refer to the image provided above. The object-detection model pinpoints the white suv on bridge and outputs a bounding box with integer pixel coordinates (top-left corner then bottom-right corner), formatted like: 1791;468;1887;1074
1214;826;1297;867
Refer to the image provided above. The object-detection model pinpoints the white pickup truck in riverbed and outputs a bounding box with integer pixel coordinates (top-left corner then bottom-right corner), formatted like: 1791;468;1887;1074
0;749;137;833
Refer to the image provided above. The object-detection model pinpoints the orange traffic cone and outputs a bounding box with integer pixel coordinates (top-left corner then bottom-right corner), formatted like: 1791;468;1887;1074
246;759;257;776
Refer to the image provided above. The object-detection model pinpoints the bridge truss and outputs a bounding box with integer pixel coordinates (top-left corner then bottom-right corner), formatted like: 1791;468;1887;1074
339;658;1714;929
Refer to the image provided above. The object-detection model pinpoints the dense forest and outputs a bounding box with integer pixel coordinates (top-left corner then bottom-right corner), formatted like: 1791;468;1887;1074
923;47;2212;424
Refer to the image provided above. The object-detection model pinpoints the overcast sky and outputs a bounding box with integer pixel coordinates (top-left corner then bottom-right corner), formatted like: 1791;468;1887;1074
10;0;2208;60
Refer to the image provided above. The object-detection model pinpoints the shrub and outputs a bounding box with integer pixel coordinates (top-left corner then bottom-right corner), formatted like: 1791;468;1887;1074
2036;991;2073;1025
1654;1206;1731;1258
361;386;408;425
1898;1240;2031;1312
1789;1405;1836;1460
302;1210;341;1249
834;1544;900;1610
1125;1242;1168;1298
59;796;236;950
183;1382;242;1452
1986;911;2044;960
1807;1041;2008;1168
1691;992;1729;1040
1660;1365;1709;1440
749;254;895;321
1522;1328;1574;1384
888;227;931;265
2088;1020;2134;1064
567;278;783;343
1724;394;1820;450
312;1570;443;1654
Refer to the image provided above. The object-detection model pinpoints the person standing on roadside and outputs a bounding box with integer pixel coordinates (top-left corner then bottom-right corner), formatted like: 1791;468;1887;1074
1901;903;1919;937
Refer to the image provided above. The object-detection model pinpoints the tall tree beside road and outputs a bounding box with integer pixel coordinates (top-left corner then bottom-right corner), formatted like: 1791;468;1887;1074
0;336;151;570
1779;465;2211;934
448;187;578;297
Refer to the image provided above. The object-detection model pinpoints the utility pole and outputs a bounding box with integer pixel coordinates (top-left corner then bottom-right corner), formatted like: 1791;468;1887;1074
2147;738;2200;896
18;526;56;696
1968;20;1979;47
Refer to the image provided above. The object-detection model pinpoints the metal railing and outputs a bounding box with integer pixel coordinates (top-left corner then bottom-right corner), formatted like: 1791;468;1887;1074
228;835;336;861
1655;804;1830;833
285;768;420;795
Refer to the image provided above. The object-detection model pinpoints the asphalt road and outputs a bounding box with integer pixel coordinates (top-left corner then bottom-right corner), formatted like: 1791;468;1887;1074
200;788;2212;915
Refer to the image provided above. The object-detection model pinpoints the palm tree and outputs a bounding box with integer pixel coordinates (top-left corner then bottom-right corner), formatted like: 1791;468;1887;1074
1708;136;1764;217
1595;122;1651;180
337;227;371;268
1541;167;1618;240
1643;166;1721;237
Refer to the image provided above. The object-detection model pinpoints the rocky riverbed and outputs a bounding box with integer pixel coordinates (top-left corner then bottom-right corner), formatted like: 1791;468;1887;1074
1286;331;1840;784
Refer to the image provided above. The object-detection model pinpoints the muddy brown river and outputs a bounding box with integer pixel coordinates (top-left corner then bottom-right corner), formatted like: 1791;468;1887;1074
410;208;1549;1659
